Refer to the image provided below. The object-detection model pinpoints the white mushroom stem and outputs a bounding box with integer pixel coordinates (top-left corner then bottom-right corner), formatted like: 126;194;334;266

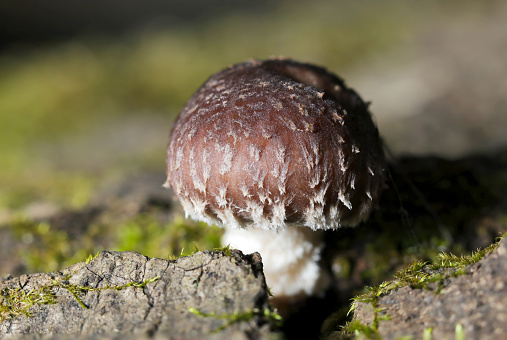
166;58;386;306
221;227;331;299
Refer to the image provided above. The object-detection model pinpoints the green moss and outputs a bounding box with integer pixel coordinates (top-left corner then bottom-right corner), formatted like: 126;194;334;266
0;285;57;320
455;323;465;340
9;218;93;274
345;237;503;338
3;211;223;275
85;252;101;264
166;245;233;263
353;236;501;305
213;244;233;258
433;240;500;269
52;276;160;309
113;214;223;260
189;306;282;333
0;275;160;321
423;327;433;340
341;320;381;339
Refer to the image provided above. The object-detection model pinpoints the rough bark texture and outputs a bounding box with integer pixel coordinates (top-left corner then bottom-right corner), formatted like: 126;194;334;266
353;237;507;340
0;250;280;340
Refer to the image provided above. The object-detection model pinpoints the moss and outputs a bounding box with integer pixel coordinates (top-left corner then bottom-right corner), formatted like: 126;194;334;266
4;212;223;275
212;244;234;258
455;323;465;340
341;318;383;340
0;275;160;321
113;214;223;260
85;252;101;264
433;240;500;269
189;306;283;333
423;327;433;340
166;245;233;262
345;286;392;339
344;236;503;338
355;236;501;303
52;276;160;309
0;285;57;320
9;218;93;274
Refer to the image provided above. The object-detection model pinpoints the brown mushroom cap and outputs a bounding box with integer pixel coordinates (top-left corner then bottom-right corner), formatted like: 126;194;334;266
165;58;386;231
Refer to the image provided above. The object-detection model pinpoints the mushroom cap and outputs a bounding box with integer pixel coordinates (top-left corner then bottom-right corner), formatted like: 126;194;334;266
165;58;386;231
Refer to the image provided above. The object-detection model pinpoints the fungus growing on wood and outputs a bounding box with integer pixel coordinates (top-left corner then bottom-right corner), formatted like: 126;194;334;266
164;58;386;303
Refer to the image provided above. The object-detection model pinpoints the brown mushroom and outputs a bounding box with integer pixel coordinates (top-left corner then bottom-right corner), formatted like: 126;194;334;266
165;57;386;302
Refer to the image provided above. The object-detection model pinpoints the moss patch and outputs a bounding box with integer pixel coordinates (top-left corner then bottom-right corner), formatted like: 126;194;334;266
189;306;283;333
113;214;223;259
342;235;504;338
3;211;223;276
51;275;160;309
0;273;159;321
0;285;57;320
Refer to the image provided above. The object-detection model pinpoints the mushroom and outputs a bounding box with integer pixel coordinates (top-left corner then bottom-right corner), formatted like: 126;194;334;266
164;58;386;305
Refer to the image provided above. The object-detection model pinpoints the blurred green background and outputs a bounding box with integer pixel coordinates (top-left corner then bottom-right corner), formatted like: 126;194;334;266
1;0;506;276
2;0;412;210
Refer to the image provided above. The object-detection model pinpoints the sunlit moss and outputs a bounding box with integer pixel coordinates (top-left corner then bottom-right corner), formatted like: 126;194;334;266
0;273;160;321
0;285;57;321
85;252;100;264
4;211;222;275
353;236;501;304
433;240;500;269
9;217;92;274
114;214;223;259
51;274;160;309
344;236;503;338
